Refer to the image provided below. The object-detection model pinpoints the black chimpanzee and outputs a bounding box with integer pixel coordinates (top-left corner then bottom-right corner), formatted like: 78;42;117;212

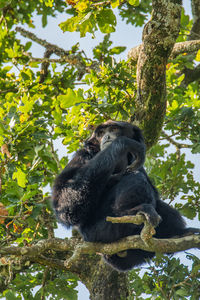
52;120;199;271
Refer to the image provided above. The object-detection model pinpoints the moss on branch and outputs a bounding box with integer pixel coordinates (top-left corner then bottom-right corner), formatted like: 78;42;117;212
128;40;200;63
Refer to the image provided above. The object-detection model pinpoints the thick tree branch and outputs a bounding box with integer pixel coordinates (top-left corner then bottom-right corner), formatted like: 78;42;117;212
0;235;199;263
188;0;200;41
132;0;182;148
182;64;200;85
0;235;200;260
169;40;200;59
128;40;200;63
1;214;199;273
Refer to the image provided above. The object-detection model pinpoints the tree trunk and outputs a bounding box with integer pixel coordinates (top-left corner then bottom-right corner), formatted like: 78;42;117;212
86;261;129;300
134;0;182;148
68;231;130;299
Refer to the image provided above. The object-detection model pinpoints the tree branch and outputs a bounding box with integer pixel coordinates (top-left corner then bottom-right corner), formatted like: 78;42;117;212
161;131;192;149
169;40;200;59
1;214;199;273
15;26;70;57
180;0;200;85
0;235;199;264
39;48;53;84
128;40;200;63
188;0;200;41
15;27;99;78
182;64;200;85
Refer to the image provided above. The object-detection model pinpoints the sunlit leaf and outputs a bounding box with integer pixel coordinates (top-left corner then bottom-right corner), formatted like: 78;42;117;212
128;0;140;6
12;168;27;188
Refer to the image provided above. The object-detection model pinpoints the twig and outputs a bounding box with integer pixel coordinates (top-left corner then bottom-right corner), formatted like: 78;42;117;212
162;131;192;149
39;48;53;83
15;27;69;56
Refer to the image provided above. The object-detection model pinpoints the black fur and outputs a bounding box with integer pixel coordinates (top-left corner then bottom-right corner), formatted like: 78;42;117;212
52;121;199;271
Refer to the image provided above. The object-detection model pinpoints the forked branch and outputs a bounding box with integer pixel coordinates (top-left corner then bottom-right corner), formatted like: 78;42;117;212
0;215;199;273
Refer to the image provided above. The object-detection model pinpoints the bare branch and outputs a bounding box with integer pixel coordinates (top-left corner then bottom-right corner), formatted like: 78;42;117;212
15;27;70;57
170;40;200;58
161;130;192;159
39;48;53;84
107;214;156;245
127;45;141;63
16;27;99;77
161;131;192;149
23;55;77;64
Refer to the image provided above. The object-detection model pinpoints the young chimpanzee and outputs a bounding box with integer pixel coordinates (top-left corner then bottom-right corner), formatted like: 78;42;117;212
52;120;199;271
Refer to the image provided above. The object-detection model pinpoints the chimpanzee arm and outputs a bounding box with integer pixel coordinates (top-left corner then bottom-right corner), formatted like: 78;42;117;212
52;136;145;227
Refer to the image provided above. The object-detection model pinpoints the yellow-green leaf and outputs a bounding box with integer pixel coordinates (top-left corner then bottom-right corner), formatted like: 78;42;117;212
13;168;27;188
128;0;140;6
195;49;200;61
58;88;83;109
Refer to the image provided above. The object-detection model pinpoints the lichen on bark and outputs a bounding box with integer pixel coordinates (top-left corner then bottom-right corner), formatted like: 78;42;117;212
134;0;182;148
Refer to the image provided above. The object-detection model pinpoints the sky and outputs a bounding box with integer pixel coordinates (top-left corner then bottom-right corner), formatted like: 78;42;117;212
14;1;199;299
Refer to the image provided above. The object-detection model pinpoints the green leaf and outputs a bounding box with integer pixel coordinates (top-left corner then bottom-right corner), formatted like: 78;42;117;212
195;49;200;62
180;205;196;219
12;168;27;188
24;41;32;51
111;0;120;8
29;61;39;68
21;72;30;81
79;14;96;37
58;88;84;109
110;46;126;55
128;0;140;6
42;13;48;27
3;290;18;300
175;288;188;297
59;16;81;32
97;9;116;33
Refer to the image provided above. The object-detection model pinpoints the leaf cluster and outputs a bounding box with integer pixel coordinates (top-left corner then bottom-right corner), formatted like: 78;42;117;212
2;266;78;300
129;254;200;299
60;0;147;37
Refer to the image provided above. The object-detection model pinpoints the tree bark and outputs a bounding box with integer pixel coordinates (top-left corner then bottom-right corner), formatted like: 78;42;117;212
188;0;200;40
133;0;182;148
86;263;129;300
